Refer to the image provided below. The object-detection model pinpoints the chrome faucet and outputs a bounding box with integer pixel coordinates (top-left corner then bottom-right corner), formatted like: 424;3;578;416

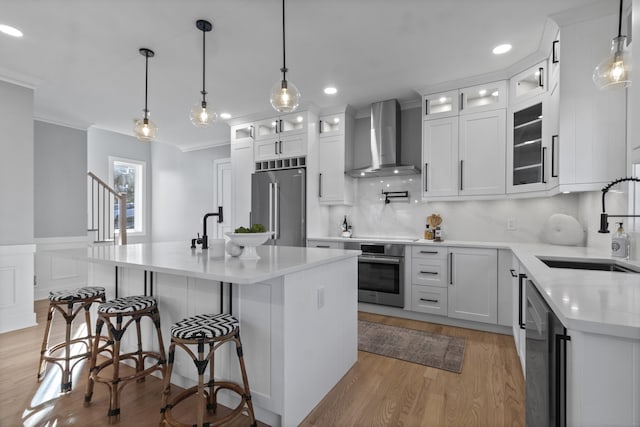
191;207;224;249
598;177;640;233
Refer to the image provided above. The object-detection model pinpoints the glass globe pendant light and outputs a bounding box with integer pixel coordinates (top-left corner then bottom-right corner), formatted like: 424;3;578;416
190;19;217;127
270;0;300;113
133;48;158;142
593;0;632;89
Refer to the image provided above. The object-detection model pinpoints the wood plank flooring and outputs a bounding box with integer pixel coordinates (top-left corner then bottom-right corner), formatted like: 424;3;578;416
0;301;524;426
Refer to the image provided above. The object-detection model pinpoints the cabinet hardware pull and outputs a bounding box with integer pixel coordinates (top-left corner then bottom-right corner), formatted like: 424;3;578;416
420;271;438;275
542;146;547;184
318;173;323;198
420;298;439;303
552;40;559;64
460;92;464;110
279;140;282;154
518;273;527;329
538;67;544;88
555;332;571;427
319;120;323;134
425;98;429;116
424;163;428;191
459;160;464;191
317;245;330;248
274;141;278;155
279;119;283;134
420;250;438;254
551;135;559;177
510;269;517;278
250;125;254;139
449;253;453;285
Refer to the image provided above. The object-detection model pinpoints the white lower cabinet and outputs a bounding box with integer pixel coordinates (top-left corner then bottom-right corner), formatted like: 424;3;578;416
447;247;498;324
510;254;526;374
306;240;344;249
411;285;447;316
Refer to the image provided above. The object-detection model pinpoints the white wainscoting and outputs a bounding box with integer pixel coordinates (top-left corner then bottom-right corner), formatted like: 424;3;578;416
0;244;36;333
34;236;89;300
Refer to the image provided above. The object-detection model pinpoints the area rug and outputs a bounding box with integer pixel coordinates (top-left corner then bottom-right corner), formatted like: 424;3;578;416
358;320;466;373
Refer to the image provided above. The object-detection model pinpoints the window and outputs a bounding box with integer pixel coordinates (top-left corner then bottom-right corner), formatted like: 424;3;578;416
109;157;145;234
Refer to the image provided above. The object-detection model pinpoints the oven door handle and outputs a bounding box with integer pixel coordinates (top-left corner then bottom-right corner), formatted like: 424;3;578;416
358;255;401;265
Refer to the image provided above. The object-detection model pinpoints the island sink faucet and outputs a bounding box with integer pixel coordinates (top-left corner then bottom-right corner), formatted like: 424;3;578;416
598;177;640;233
191;207;224;249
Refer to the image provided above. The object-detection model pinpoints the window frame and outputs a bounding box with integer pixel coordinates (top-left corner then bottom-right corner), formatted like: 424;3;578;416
108;156;146;236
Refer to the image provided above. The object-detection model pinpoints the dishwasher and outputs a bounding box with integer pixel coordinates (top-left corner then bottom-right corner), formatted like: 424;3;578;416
525;280;570;427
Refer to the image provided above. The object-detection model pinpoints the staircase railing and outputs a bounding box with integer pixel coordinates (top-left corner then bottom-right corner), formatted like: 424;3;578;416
87;171;127;245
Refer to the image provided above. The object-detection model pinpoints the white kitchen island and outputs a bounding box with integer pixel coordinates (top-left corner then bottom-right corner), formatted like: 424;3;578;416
50;242;359;427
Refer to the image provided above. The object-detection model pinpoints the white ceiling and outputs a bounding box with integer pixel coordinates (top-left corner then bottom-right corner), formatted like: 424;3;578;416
0;0;605;151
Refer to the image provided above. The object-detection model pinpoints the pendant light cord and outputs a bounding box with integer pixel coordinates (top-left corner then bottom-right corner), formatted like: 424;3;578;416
281;0;287;81
201;27;207;101
144;53;149;119
618;0;623;37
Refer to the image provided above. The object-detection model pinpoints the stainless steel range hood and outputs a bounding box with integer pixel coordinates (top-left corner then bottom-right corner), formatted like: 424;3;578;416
347;99;421;178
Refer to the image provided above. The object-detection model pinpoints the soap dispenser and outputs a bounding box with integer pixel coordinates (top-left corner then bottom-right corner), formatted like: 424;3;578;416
612;222;630;258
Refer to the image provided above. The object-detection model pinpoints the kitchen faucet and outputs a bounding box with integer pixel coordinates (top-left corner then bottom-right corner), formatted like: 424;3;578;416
191;207;224;249
598;177;640;233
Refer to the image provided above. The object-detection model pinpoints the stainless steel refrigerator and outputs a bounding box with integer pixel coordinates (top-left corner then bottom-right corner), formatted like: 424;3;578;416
251;168;306;247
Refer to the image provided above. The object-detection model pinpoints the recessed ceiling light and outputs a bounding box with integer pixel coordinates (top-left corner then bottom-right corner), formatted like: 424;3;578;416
0;24;23;38
439;97;447;103
324;87;338;95
333;117;340;124
219;113;231;120
360;172;365;176
296;116;303;122
491;91;499;97
478;89;487;96
492;44;512;55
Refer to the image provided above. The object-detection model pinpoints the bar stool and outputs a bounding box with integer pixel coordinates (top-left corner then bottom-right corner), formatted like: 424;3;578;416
160;313;257;427
38;286;107;393
84;295;166;422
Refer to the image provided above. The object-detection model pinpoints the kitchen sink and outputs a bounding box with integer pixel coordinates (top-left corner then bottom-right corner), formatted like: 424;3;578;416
537;256;640;273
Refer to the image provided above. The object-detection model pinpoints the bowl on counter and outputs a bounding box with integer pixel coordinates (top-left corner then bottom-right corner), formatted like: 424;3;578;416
224;232;272;260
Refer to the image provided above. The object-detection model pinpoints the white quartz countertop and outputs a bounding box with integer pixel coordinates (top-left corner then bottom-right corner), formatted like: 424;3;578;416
48;242;360;285
309;235;640;339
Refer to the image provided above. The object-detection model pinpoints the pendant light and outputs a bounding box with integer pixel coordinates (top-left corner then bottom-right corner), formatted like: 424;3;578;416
190;19;217;127
593;0;631;89
133;48;158;142
269;0;300;113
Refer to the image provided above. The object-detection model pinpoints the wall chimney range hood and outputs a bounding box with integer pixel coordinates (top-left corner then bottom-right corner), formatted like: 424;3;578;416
347;99;421;178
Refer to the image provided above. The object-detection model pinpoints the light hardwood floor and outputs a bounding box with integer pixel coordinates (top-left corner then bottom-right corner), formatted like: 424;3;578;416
0;301;524;426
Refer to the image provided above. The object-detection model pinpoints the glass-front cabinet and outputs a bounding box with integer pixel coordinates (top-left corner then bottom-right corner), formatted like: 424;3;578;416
510;61;547;105
423;90;459;120
512;103;543;186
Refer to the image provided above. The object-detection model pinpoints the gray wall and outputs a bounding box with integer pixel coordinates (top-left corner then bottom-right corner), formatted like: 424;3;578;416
151;141;230;242
0;81;34;245
352;106;422;169
34;121;87;238
88;127;152;243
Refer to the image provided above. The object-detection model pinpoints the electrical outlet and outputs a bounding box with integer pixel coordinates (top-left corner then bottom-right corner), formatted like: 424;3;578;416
507;218;517;231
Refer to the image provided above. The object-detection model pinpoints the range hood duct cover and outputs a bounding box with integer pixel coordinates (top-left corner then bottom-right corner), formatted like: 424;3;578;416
347;99;421;178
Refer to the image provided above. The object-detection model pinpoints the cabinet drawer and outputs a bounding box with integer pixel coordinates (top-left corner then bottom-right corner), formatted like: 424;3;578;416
412;258;447;287
412;246;448;259
411;285;448;316
307;240;344;249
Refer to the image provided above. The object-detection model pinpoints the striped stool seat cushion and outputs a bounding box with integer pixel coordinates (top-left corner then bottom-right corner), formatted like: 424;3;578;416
171;313;239;340
49;286;106;302
98;295;156;314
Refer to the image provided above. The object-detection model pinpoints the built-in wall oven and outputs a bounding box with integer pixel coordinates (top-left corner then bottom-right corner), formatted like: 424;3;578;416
345;242;404;308
526;279;570;427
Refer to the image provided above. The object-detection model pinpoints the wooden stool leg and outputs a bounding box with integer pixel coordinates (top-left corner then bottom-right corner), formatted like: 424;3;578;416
207;341;216;414
37;304;55;381
235;333;257;427
159;341;176;425
60;301;74;393
108;315;123;422
152;308;167;376
85;316;104;404
197;340;206;427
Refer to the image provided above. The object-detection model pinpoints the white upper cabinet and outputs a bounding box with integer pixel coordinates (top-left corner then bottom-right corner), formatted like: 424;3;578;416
230;123;255;144
557;13;626;192
548;30;560;91
253;112;309;163
458;109;506;196
460;81;507;114
318;111;354;205
422;117;459;198
510;61;547;105
423;90;459;120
